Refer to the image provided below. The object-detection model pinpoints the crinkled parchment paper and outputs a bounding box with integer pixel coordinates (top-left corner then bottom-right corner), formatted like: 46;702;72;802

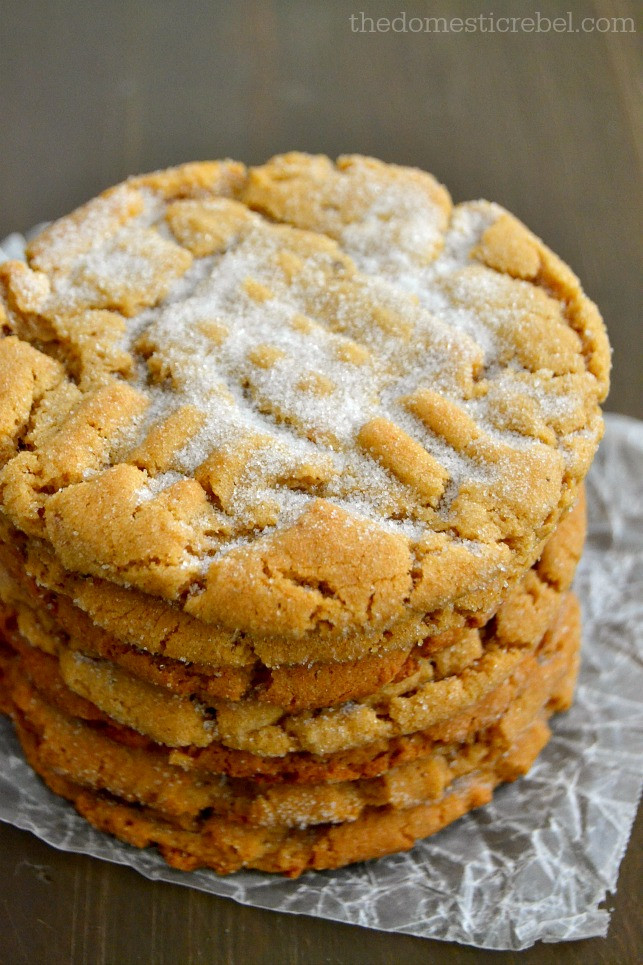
0;231;641;950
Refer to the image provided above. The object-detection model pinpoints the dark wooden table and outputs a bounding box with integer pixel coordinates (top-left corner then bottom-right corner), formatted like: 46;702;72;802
1;2;641;962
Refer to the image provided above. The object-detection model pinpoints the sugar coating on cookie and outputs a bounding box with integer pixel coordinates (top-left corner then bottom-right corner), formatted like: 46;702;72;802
0;155;609;653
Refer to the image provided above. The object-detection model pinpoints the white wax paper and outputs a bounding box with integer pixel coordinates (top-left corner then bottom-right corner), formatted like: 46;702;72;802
0;232;641;950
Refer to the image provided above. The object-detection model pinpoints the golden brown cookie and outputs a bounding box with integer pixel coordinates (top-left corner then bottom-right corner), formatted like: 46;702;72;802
1;590;580;875
43;576;576;757
10;629;576;831
0;490;586;714
0;157;608;664
4;583;561;756
3;592;580;785
172;595;579;785
13;706;564;876
0;153;606;878
0;513;507;668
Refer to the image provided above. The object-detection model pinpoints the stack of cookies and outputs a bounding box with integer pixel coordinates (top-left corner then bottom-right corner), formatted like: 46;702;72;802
0;154;609;876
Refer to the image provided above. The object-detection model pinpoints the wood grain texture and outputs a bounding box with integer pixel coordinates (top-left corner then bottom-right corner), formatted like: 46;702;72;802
0;0;641;961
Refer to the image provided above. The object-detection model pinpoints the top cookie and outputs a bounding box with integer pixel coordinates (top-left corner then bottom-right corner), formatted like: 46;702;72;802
0;154;609;653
